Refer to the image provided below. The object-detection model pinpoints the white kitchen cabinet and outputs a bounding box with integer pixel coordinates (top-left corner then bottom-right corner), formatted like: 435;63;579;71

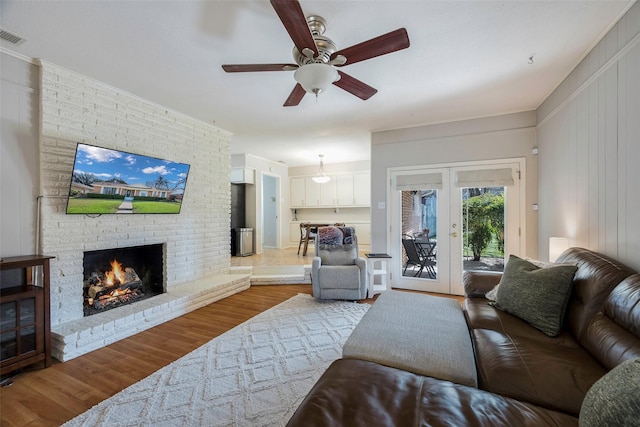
304;177;321;207
289;222;301;246
290;172;371;208
353;223;371;245
320;176;337;206
290;177;305;208
353;172;371;206
336;174;354;206
230;167;255;184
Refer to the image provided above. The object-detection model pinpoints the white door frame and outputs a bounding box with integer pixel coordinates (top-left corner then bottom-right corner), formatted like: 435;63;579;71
387;158;526;295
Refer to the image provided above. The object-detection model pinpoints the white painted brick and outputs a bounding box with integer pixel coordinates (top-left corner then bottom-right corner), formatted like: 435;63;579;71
39;62;237;360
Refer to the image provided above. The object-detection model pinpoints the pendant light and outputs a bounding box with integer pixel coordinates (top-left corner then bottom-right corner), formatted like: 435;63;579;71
312;154;331;184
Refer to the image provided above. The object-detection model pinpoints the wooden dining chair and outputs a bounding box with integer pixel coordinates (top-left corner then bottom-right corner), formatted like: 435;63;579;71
298;223;317;255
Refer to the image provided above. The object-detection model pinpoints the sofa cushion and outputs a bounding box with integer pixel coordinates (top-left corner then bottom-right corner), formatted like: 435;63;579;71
494;255;577;336
317;245;357;265
557;247;636;343
582;274;640;369
472;328;606;416
464;298;583;347
343;291;477;387
317;265;361;288
579;358;640;427
286;359;579;427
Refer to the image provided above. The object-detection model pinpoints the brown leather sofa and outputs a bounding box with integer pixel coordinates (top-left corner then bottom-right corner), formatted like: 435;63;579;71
287;248;640;426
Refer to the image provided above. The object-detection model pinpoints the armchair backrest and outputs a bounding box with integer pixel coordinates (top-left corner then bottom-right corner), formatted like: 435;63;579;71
315;226;359;266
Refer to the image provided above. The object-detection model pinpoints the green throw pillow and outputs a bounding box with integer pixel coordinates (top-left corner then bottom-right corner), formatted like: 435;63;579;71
495;255;577;337
579;358;640;427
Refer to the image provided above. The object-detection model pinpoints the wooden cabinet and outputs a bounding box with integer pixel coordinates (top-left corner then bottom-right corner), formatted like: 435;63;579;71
1;255;54;375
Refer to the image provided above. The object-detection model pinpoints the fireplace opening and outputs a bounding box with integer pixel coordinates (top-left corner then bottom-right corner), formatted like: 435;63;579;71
82;244;164;317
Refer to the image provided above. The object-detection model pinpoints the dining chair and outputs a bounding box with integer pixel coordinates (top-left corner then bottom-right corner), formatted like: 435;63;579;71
297;222;317;255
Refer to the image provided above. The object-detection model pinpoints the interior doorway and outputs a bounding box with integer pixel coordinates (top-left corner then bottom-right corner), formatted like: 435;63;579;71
261;174;279;248
390;160;524;295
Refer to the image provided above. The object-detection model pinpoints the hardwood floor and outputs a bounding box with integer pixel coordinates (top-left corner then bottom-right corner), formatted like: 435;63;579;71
1;284;461;426
1;285;316;427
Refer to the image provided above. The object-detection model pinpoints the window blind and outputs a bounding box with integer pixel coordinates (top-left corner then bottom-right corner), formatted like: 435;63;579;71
395;173;443;191
455;168;514;188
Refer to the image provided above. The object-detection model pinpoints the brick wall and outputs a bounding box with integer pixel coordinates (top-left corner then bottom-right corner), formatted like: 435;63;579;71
39;61;232;326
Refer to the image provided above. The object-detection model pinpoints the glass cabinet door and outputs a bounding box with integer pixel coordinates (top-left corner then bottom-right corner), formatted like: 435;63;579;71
0;296;39;362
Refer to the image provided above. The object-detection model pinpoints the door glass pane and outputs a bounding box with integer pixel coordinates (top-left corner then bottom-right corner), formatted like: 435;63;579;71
401;190;438;279
461;187;505;273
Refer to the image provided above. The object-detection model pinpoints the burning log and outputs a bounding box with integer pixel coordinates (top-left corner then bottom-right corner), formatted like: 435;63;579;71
84;261;144;309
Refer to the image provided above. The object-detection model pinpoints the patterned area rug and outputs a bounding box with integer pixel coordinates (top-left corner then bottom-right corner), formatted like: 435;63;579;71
63;294;369;427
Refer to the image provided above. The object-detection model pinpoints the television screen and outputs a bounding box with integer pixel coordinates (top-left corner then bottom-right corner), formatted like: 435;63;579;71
66;143;191;214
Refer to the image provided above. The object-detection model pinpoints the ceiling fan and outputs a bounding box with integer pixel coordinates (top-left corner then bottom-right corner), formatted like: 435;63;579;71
222;0;410;107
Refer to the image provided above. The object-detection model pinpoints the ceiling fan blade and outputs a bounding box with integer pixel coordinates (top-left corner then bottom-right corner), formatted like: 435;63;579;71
222;64;297;72
331;28;410;66
284;83;306;107
333;71;377;100
270;0;318;57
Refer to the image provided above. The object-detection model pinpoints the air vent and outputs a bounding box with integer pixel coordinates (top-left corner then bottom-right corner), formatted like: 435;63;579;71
0;29;27;46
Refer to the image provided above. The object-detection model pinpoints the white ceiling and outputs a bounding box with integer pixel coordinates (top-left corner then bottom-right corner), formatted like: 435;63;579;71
1;1;634;167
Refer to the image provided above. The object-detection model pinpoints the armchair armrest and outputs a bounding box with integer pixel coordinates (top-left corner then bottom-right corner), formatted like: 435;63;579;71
463;270;502;297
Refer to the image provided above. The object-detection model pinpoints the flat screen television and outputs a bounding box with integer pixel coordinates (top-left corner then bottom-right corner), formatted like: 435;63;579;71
66;143;191;214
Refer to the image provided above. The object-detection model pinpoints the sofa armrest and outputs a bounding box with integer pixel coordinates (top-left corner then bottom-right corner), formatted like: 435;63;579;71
311;257;322;295
463;270;502;297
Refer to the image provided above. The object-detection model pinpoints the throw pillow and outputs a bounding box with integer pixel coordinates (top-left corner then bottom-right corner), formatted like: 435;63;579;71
318;246;358;266
579;358;640;427
494;255;578;336
484;257;575;301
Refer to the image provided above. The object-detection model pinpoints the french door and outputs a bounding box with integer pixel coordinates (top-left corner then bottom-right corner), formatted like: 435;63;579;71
389;160;524;295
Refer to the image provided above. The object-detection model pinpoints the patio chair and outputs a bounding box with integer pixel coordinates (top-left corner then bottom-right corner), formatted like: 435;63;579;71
402;237;436;278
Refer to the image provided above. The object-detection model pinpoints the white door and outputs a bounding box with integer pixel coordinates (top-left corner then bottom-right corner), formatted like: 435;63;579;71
262;174;279;248
390;160;523;295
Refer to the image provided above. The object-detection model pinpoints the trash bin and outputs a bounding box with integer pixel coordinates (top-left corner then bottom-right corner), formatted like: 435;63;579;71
232;228;254;256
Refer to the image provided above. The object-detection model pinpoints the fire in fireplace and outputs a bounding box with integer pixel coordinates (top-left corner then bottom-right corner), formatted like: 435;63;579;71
83;244;164;316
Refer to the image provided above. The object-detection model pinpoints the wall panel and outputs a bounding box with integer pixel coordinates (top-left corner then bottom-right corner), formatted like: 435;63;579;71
536;2;640;270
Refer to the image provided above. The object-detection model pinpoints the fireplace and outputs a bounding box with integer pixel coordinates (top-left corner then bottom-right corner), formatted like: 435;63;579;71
82;244;164;316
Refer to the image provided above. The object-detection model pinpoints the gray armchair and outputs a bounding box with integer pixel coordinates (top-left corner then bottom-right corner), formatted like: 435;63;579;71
311;226;368;300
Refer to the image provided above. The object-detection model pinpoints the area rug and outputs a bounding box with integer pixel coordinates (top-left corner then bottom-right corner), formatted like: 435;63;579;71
63;294;370;427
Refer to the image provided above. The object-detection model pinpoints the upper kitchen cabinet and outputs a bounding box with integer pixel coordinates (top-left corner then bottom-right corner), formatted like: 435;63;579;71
290;177;305;208
289;172;370;208
353;172;371;206
230;167;255;184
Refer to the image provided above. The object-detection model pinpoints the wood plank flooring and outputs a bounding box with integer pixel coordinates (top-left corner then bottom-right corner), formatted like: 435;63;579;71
1;285;316;427
1;284;461;426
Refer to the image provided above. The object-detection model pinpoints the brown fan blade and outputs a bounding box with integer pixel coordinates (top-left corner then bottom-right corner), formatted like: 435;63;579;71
222;64;297;72
284;83;306;107
331;28;410;66
270;0;318;57
333;71;377;100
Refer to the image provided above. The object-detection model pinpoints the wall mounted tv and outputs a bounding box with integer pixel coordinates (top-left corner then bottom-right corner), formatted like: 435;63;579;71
66;143;191;214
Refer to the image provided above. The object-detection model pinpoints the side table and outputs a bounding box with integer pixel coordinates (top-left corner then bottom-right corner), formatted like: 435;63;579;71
365;253;392;298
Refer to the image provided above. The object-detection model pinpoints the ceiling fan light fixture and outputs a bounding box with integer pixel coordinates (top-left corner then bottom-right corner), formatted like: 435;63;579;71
312;154;331;184
294;63;339;97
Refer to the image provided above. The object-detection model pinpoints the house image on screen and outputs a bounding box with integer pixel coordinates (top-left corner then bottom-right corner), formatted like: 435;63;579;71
87;181;171;199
